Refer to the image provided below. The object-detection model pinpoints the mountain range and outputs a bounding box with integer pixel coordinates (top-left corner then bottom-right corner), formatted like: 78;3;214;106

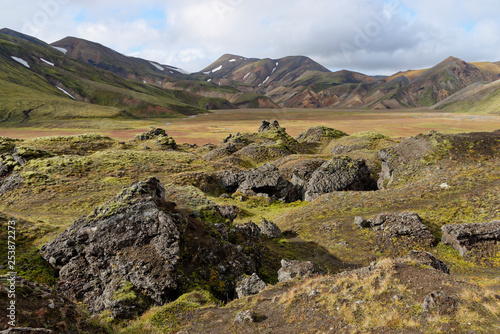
1;27;500;126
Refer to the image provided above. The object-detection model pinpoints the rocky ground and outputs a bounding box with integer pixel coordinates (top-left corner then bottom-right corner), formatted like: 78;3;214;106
0;122;499;333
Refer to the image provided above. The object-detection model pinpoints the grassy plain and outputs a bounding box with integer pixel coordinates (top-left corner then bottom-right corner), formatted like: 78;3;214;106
2;108;499;144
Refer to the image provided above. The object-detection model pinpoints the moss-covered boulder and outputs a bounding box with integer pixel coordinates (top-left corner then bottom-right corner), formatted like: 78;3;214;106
134;128;177;150
304;156;377;201
296;126;348;143
233;143;292;164
41;178;260;319
134;128;168;141
0;137;20;154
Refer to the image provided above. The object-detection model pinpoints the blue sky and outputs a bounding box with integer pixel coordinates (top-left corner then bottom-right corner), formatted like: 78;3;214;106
2;0;500;74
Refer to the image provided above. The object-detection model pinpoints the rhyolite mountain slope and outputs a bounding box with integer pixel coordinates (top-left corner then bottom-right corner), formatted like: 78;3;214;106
1;27;500;113
189;53;500;110
197;53;330;89
0;29;233;127
51;36;189;82
370;56;497;108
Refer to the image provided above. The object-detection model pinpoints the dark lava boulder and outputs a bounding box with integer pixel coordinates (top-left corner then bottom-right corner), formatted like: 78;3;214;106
133;128;177;150
0;276;108;333
0;174;23;197
235;273;267;299
258;120;281;133
236;163;300;202
41;178;258;318
359;212;436;255
275;156;326;181
304;156;377;201
259;219;282;239
369;212;436;246
134;127;168;141
277;259;323;282
216;170;246;193
441;220;500;257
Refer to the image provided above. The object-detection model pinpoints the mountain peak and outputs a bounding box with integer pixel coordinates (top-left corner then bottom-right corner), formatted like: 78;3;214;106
51;36;187;77
0;27;48;46
437;56;466;67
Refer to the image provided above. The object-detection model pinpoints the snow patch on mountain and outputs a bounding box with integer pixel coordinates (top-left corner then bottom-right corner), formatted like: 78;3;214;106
56;86;74;99
40;58;54;66
229;59;236;62
212;65;223;73
243;72;251;80
258;76;270;87
11;56;30;68
150;62;164;71
165;65;190;74
52;46;67;54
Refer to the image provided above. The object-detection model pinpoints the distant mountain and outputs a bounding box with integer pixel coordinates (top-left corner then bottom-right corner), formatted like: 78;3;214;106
179;54;377;108
51;36;188;83
0;28;48;46
361;56;493;109
1;28;500;114
432;79;500;113
197;54;330;90
0;29;231;127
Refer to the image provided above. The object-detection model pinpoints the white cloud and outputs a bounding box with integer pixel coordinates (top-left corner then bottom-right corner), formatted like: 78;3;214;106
1;0;500;74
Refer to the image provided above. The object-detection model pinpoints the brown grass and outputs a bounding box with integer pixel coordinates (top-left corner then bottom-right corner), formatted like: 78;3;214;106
3;109;499;145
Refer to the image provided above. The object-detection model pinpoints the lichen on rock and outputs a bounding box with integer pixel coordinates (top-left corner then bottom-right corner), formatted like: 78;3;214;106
41;177;260;318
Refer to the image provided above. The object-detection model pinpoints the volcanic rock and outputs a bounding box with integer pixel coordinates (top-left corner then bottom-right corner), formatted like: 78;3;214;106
258;120;280;132
353;216;370;228
235;273;267;299
216;205;240;222
236;163;299;202
304;156;377;201
259;219;282;239
441;221;500;256
368;212;436;247
295;126;347;143
377;134;434;189
403;250;450;275
216;170;246;193
41;178;258;318
234;310;257;323
277;259;323;282
0;174;23;197
421;291;458;314
134;127;167;141
232;221;261;241
0;276;107;333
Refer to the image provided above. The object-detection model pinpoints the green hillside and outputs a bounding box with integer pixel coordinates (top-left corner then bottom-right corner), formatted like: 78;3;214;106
0;31;230;128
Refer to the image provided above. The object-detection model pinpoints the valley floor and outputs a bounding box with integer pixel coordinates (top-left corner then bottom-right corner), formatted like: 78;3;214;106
1;108;499;144
0;109;499;333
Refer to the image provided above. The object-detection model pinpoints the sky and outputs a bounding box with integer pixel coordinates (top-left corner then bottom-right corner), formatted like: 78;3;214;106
2;0;500;75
